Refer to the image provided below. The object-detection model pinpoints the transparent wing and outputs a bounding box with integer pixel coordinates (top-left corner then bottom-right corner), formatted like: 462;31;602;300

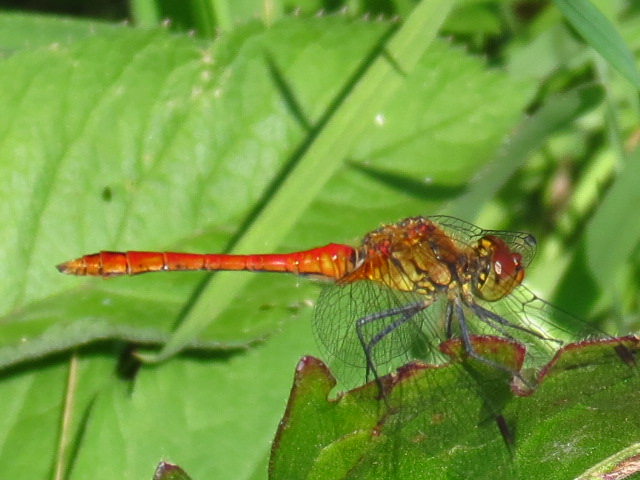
427;215;484;239
486;284;609;366
313;280;445;379
313;278;545;386
314;274;608;389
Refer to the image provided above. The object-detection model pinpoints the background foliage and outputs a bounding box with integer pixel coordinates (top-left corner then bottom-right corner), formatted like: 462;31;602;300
0;0;638;479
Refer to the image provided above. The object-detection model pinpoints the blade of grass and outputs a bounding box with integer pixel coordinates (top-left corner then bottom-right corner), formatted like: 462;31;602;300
585;147;640;294
554;0;640;88
53;354;78;480
129;0;162;27
208;0;233;32
141;0;454;362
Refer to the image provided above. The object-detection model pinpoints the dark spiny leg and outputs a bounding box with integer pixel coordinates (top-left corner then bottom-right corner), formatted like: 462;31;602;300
470;303;563;346
445;303;454;339
455;302;518;454
355;301;432;400
455;301;531;388
465;308;523;344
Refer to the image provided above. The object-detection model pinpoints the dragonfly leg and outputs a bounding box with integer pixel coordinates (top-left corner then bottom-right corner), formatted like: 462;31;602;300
464;307;523;345
445;303;454;339
455;301;533;389
355;300;433;398
470;302;563;346
454;301;521;450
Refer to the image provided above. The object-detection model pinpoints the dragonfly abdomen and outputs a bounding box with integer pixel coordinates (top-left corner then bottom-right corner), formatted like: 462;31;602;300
56;244;357;279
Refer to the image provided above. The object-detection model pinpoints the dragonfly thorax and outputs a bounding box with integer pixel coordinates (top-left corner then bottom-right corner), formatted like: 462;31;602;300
343;217;465;295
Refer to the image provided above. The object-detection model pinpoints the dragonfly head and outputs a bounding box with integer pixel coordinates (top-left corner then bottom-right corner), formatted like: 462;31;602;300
473;235;525;302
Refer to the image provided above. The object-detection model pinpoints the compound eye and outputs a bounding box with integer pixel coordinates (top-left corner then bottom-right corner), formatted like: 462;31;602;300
475;236;525;301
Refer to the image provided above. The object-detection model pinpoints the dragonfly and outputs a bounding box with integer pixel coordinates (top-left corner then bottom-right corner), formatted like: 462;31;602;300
57;215;600;395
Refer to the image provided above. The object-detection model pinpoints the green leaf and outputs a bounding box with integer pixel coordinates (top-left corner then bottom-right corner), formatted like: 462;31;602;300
514;337;640;478
67;312;320;479
269;350;515;480
0;11;120;54
271;337;640;479
554;0;640;87
0;351;119;479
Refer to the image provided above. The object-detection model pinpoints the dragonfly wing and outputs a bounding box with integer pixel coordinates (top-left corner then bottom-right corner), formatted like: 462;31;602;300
427;215;484;238
471;284;610;369
313;280;443;383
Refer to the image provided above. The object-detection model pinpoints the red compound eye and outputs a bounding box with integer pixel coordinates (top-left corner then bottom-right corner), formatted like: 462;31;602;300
475;236;525;301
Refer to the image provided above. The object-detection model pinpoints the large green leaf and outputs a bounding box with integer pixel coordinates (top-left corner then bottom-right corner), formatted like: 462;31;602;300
270;337;640;480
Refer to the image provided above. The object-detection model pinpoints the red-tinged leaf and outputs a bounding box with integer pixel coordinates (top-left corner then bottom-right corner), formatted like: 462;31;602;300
153;462;192;480
271;337;640;480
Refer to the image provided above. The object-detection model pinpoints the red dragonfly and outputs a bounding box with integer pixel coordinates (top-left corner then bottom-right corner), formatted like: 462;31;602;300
57;215;597;392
